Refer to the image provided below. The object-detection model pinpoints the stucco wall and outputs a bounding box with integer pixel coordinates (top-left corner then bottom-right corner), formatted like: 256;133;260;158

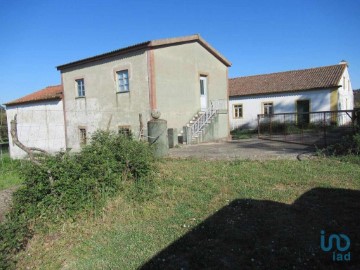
61;49;151;151
153;42;229;140
6;100;66;158
337;66;354;111
229;89;332;130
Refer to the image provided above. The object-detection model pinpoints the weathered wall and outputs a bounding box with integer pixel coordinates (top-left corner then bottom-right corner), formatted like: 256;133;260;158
61;50;151;151
153;42;229;140
229;89;333;130
6;100;66;158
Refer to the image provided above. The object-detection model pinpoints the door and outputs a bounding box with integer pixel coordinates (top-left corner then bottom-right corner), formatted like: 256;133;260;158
296;100;310;125
200;76;208;111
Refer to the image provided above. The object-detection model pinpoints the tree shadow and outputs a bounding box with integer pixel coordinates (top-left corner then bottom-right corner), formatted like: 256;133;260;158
140;188;360;269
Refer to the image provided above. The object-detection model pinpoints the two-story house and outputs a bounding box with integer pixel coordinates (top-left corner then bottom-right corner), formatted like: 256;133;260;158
5;35;231;157
57;34;231;151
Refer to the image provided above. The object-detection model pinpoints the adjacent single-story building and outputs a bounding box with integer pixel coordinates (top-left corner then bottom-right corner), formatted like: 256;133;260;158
229;61;354;130
4;85;66;158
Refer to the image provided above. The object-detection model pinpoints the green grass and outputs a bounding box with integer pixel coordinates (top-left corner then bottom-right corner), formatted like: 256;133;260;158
0;153;23;191
15;158;360;269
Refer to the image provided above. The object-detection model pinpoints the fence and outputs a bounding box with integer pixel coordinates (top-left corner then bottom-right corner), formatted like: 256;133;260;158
257;110;359;146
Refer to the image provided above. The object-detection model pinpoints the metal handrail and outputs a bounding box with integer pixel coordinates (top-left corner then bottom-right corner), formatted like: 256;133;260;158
188;104;217;143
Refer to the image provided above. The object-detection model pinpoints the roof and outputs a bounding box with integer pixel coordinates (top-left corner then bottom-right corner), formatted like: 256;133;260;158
57;34;231;70
5;85;63;106
229;63;347;97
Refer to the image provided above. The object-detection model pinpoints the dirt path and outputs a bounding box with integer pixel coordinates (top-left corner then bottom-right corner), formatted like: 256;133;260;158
169;139;315;160
0;187;17;223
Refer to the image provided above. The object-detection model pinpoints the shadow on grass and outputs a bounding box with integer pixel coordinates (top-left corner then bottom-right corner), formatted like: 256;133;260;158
141;188;359;269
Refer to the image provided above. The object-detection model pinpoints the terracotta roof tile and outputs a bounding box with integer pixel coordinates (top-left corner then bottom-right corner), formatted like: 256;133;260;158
5;85;63;106
229;64;346;97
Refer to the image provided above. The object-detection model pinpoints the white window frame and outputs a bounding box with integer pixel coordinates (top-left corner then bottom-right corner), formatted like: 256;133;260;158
263;102;274;115
117;70;129;93
76;79;85;97
233;104;243;119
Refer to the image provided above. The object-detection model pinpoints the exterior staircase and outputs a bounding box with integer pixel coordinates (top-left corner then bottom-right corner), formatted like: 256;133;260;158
180;105;218;144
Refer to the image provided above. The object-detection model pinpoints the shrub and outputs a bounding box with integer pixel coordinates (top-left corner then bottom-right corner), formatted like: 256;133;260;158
0;130;154;268
319;133;360;156
230;128;257;139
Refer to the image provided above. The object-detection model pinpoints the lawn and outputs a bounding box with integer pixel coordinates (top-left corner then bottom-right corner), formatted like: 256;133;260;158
0;153;23;191
15;158;360;269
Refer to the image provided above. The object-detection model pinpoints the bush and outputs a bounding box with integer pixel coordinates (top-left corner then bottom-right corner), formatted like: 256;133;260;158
319;133;360;156
0;130;154;268
230;129;257;139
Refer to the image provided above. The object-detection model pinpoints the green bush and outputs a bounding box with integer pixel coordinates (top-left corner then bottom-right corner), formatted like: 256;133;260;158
319;133;360;156
0;130;154;268
230;128;257;139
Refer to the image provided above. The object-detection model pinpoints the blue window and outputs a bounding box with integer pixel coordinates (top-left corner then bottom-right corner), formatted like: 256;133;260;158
76;79;85;97
117;70;129;92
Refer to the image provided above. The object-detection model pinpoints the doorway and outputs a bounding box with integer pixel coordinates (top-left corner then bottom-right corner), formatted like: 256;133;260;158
296;100;310;125
200;76;208;111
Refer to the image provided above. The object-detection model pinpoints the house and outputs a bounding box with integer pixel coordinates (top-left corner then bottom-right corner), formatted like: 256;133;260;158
5;34;230;157
57;34;230;151
4;85;66;158
229;61;354;130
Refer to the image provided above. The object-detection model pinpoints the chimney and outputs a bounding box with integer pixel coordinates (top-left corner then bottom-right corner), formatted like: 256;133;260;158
339;60;348;66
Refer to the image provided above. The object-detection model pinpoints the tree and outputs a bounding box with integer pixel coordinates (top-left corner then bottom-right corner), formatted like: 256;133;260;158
354;89;360;108
0;105;8;143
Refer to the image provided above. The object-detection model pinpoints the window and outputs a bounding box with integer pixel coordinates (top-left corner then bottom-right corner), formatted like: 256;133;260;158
76;79;85;97
233;104;243;118
117;70;129;92
263;102;273;115
118;126;132;138
79;128;87;145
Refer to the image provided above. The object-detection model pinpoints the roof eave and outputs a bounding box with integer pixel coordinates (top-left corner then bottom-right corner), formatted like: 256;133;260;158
229;85;341;98
56;35;232;71
149;34;231;66
4;96;62;107
56;42;150;71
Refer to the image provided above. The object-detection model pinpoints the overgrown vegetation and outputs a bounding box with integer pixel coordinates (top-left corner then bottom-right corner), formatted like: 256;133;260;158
230;128;257;139
0;131;154;269
13;158;360;269
0;106;7;143
0;153;23;191
319;133;360;157
354;89;360;108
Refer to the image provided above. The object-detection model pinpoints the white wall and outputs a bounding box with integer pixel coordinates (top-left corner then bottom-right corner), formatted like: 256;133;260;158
229;89;332;130
6;100;66;158
338;66;354;111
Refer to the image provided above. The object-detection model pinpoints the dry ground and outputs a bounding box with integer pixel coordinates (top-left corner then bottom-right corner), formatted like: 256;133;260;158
169;138;315;160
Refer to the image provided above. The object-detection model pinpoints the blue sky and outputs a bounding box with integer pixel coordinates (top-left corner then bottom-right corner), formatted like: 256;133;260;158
0;0;359;105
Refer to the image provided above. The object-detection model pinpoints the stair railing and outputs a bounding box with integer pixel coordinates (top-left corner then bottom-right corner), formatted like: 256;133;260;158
188;103;217;143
